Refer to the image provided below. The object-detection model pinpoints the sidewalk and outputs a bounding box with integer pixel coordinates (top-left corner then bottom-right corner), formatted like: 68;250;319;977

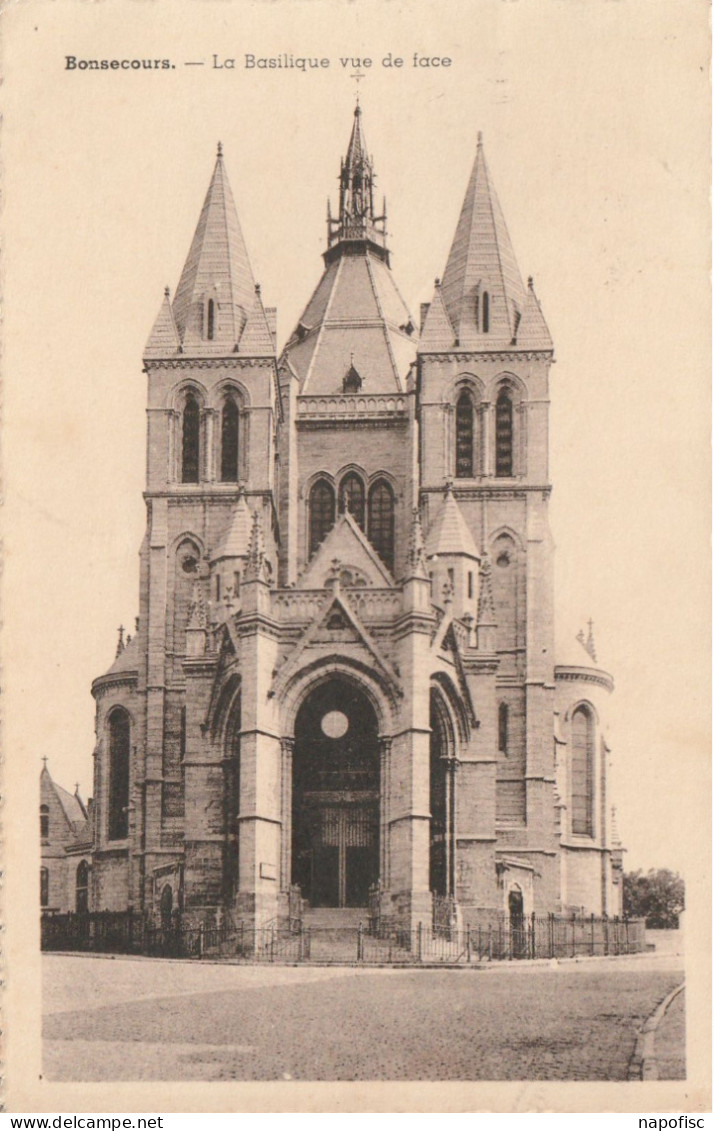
653;986;686;1079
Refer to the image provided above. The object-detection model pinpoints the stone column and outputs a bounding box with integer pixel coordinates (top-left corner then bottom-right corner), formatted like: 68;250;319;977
280;738;294;890
379;737;392;888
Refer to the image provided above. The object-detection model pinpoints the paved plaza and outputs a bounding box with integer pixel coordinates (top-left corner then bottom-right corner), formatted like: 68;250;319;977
43;953;684;1082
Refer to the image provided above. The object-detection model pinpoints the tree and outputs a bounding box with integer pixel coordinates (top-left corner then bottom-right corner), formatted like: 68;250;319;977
623;868;685;928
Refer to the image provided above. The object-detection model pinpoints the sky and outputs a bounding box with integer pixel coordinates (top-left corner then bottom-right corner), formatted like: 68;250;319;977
3;0;710;881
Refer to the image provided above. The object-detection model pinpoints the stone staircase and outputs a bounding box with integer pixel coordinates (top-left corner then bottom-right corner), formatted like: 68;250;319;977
301;906;369;963
299;907;415;964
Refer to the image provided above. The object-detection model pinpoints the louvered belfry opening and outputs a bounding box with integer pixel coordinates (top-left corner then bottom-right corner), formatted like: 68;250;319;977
455;390;475;478
495;388;513;477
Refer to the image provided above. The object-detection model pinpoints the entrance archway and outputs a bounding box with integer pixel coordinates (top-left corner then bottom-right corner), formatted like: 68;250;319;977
160;884;173;928
291;678;379;908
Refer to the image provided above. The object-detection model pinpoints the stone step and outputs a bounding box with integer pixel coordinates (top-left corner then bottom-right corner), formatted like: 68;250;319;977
301;907;368;929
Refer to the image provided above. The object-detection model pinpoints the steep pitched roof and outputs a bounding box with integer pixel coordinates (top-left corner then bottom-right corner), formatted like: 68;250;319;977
168;146;259;353
425;487;481;560
100;632;140;679
211;492;253;561
41;764;90;838
418;134;552;354
145;288;181;357
440;134;526;347
282;252;416;394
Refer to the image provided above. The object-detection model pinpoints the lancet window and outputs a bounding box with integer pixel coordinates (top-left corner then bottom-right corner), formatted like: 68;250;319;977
495;388;514;477
108;708;130;841
309;479;336;557
455;390;476;478
368;479;395;572
220;396;240;482
571;706;595;837
339;473;365;530
181;394;201;483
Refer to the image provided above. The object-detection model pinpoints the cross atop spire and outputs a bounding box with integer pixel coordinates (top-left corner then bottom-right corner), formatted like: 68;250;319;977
326;105;388;260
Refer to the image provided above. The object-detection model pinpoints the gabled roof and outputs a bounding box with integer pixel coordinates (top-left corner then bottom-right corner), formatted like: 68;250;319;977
298;512;394;588
271;588;401;701
425;487;481;560
41;764;90;839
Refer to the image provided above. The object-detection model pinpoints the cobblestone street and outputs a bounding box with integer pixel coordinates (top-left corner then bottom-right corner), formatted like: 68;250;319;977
43;954;684;1082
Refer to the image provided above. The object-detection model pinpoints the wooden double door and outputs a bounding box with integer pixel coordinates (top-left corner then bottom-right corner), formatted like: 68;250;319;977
304;803;378;908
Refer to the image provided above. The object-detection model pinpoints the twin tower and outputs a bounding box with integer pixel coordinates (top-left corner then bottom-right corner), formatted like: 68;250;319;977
89;107;624;932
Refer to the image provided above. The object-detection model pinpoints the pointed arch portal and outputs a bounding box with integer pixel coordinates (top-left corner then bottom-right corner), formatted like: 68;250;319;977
291;678;379;908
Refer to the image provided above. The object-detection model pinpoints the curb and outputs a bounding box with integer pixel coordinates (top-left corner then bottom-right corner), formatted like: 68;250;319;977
628;981;685;1080
44;949;680;972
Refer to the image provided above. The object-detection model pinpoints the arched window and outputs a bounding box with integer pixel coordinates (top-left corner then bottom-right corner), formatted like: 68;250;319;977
40;804;49;841
455;390;475;478
482;291;490;333
368;479;395;572
207;299;215;341
40;867;49;908
495;388;513;477
309;479;335;557
181;394;200;483
76;861;89;913
108;708;130;841
339;473;365;530
220;396;240;482
571;706;595;836
498;702;509;754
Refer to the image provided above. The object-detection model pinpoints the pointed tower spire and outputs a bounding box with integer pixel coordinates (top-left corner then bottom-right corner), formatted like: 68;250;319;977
437;134;534;348
171;145;258;351
327;104;388;259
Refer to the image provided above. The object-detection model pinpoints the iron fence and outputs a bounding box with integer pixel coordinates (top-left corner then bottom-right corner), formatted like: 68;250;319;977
41;909;645;963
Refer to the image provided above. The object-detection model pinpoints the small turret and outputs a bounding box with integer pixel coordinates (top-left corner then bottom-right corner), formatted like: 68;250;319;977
424;481;481;621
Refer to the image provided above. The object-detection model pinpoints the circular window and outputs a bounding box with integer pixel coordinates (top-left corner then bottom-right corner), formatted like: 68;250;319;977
321;710;349;739
496;552;511;568
181;555;198;574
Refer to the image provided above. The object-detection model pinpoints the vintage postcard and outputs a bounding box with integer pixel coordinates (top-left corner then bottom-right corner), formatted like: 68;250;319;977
2;0;710;1115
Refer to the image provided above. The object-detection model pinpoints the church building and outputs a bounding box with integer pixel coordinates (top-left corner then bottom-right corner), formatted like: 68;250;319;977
88;107;624;933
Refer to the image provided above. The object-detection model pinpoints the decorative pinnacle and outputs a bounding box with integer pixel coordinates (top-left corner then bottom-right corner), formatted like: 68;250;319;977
116;625;125;656
164;286;170;298
42;756;48;770
476;551;497;626
528;276;534;290
407;507;429;578
244;508;269;582
217;141;223;157
187;579;208;630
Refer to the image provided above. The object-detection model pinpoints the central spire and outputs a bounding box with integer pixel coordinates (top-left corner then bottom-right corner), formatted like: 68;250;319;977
326;104;388;262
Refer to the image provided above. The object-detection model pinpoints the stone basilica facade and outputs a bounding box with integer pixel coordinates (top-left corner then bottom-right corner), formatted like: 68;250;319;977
89;108;624;932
